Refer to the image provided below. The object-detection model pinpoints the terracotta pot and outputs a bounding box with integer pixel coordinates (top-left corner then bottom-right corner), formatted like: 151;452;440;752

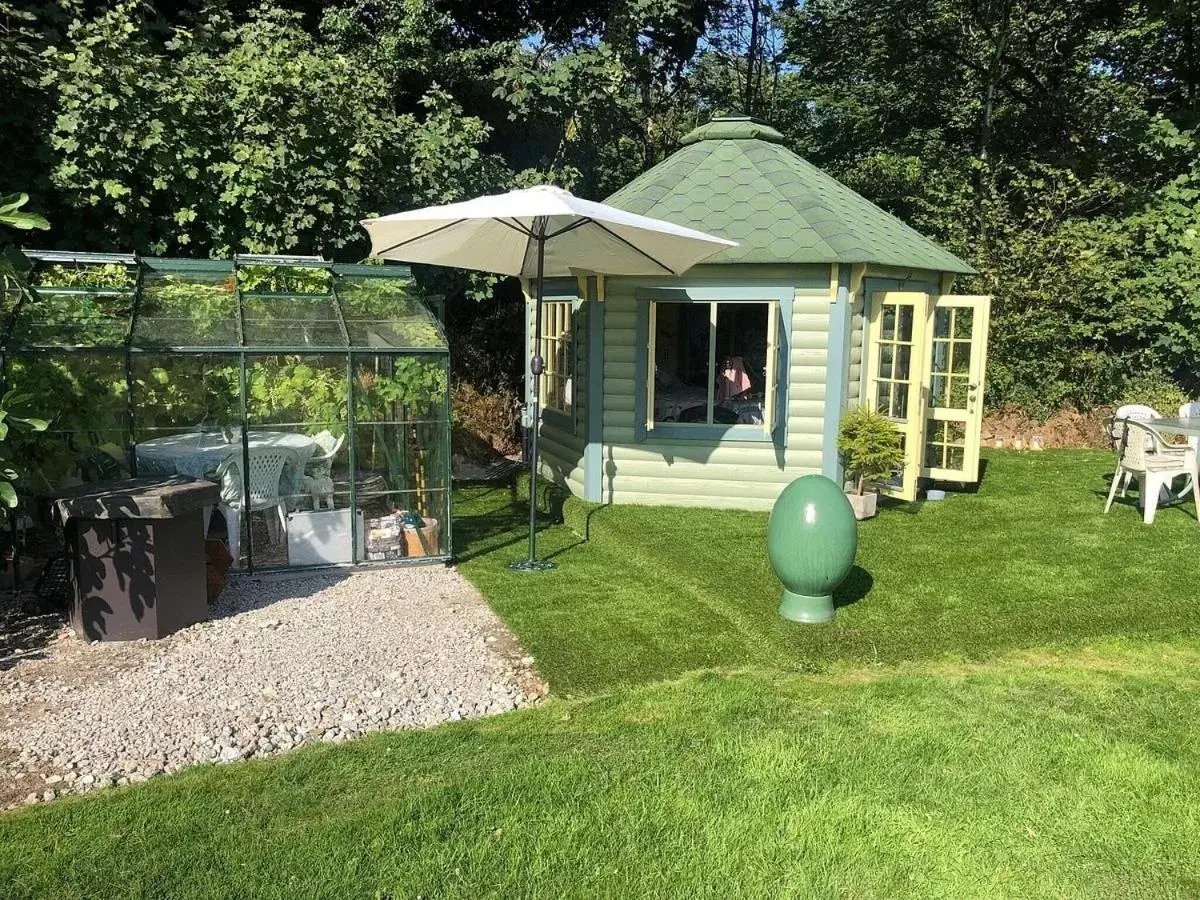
401;517;441;558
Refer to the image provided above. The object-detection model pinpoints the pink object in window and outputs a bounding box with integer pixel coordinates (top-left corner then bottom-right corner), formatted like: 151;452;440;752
718;356;752;400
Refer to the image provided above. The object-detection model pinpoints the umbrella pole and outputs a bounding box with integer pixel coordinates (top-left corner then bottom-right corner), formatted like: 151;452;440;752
510;230;556;572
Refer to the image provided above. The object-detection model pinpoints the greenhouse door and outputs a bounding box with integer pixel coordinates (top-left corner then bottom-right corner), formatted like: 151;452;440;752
921;295;991;483
864;291;933;501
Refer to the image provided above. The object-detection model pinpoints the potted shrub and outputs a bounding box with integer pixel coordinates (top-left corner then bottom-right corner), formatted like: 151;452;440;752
837;406;905;520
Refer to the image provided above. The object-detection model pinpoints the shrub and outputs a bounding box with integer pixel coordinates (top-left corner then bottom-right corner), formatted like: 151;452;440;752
1119;368;1191;416
452;382;521;455
837;406;905;494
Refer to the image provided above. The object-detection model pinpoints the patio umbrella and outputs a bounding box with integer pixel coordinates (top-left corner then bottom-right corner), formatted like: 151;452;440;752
361;185;736;571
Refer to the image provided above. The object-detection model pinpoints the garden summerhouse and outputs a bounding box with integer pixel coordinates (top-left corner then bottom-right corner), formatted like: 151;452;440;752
3;251;451;573
527;114;991;509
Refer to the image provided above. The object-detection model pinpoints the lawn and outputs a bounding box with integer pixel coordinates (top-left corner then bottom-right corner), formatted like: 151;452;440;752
456;450;1200;694
1;639;1198;898
3;450;1200;898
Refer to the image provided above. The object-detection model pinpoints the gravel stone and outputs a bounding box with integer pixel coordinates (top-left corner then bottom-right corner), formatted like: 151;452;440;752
1;567;544;810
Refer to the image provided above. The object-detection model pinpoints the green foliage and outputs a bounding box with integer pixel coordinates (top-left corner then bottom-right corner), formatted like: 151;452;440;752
780;1;1200;414
236;265;331;294
0;193;50;232
338;277;446;348
363;358;448;417
34;264;133;289
1118;370;1191;416
38;3;500;256
836;405;905;494
0;390;49;507
6;0;1200;418
0;191;52;505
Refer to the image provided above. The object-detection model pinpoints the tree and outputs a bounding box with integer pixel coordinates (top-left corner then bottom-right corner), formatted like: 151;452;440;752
777;0;1200;412
36;2;505;256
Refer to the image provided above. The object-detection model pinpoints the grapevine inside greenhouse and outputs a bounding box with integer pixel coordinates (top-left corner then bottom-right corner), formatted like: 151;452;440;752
2;250;452;573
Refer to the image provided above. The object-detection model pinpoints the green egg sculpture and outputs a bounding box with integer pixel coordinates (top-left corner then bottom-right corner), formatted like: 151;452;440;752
767;474;858;623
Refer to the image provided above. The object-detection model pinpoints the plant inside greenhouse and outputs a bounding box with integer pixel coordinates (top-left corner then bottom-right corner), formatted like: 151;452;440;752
1;251;451;575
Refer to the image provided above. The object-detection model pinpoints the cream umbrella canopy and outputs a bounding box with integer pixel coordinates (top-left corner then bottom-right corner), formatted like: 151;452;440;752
361;185;736;571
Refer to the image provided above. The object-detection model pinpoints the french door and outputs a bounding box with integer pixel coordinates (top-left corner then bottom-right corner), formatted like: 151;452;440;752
864;291;991;500
922;296;990;482
865;292;933;501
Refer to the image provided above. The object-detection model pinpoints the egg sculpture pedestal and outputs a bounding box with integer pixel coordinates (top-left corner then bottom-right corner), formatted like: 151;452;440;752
767;474;858;623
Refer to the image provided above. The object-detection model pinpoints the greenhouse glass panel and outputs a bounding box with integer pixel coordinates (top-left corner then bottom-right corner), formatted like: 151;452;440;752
8;353;129;492
2;251;451;583
351;351;451;561
242;296;346;348
136;262;238;348
338;275;445;349
15;256;138;348
242;352;350;569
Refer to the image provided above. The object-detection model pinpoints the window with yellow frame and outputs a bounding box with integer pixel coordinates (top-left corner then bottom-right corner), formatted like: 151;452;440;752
539;301;574;416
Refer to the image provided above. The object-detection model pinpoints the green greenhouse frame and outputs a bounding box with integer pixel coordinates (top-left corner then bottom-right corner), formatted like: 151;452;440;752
2;250;452;573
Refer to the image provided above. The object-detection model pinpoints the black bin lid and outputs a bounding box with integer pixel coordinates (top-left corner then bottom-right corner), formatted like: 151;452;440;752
52;476;220;522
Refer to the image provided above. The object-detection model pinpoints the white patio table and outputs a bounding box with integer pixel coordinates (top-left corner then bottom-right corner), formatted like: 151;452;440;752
1148;417;1200;441
134;430;317;500
1143;417;1200;499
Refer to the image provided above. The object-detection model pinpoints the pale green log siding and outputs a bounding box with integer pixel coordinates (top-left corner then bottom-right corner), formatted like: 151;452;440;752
599;264;831;510
847;296;866;407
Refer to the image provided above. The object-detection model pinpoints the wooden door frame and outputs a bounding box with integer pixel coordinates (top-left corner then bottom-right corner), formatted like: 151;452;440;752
864;291;933;501
921;294;991;482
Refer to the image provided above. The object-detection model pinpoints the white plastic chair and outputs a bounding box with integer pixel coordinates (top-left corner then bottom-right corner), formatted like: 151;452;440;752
1108;404;1163;497
1105;419;1199;524
1108;403;1161;448
299;430;344;510
215;446;298;566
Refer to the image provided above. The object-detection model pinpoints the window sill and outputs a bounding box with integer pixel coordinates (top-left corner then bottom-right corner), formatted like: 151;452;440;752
640;423;778;443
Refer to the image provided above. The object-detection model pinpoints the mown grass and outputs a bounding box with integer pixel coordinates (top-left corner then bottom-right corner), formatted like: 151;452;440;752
456;451;1200;694
2;638;1198;898
4;449;1200;897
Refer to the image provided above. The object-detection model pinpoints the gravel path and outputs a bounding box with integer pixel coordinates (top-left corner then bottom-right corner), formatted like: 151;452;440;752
0;566;544;810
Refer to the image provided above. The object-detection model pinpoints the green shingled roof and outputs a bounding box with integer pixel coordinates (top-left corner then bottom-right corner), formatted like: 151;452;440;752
605;115;975;274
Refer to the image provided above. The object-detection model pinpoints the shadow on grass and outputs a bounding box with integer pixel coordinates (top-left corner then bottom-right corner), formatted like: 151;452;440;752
1091;468;1200;523
834;565;873;609
452;482;560;563
920;457;993;499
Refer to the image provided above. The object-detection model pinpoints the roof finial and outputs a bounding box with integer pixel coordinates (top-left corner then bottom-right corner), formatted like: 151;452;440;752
680;114;785;146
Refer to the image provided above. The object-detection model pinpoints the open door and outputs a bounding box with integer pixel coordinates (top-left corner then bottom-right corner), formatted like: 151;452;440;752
922;295;991;482
864;291;933;501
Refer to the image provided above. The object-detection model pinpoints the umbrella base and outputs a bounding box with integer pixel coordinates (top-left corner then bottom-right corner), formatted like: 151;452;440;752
508;558;557;573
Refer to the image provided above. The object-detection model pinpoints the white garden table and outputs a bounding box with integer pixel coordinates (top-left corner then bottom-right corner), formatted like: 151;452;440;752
1149;417;1200;441
1144;417;1200;499
135;430;317;500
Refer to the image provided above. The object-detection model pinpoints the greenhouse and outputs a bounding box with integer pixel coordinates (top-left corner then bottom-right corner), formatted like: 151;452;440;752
2;251;451;573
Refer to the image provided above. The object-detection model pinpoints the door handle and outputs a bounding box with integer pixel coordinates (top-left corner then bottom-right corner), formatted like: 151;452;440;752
966;382;979;390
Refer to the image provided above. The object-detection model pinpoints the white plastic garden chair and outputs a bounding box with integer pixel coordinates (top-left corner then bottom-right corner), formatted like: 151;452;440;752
299;429;344;510
1108;404;1163;497
1105;419;1199;525
215;446;299;566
